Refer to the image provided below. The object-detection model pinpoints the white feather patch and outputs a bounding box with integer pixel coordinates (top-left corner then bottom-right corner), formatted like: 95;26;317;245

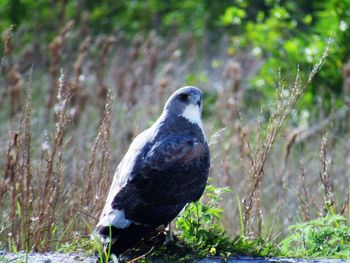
111;254;119;263
97;129;154;231
181;104;203;129
98;209;131;229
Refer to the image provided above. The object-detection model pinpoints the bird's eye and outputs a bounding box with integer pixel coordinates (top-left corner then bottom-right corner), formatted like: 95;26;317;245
178;93;189;101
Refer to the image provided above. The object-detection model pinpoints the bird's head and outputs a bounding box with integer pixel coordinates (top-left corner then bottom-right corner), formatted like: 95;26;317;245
164;86;203;128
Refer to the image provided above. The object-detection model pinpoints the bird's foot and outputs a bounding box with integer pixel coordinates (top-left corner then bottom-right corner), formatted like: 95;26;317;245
164;222;175;245
94;255;118;263
164;231;174;245
94;248;119;263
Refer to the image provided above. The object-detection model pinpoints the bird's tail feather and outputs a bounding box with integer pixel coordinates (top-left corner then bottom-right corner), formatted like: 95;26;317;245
95;223;154;258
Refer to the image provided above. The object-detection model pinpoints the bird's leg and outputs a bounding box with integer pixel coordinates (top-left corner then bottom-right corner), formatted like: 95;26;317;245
164;222;174;244
110;254;119;263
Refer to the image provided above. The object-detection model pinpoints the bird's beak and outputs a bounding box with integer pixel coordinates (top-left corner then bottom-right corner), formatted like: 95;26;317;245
192;93;202;107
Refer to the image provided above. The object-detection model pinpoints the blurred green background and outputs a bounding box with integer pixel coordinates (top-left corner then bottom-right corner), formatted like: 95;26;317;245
1;0;350;112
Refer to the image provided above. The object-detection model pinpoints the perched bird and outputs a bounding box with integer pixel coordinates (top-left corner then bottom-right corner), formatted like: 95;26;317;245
94;86;210;262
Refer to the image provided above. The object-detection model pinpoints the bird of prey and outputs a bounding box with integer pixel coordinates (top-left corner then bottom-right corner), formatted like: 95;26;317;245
94;86;210;262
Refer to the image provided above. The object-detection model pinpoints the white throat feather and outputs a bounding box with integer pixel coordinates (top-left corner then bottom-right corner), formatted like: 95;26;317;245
181;104;203;130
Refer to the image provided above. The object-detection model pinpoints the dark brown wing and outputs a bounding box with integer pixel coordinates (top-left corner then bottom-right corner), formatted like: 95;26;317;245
111;134;210;226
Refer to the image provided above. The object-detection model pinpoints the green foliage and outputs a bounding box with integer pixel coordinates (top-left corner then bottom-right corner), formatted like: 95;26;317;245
56;225;115;263
2;0;349;114
280;214;350;258
176;185;278;258
221;0;350;115
0;0;230;39
176;185;230;257
202;90;218;119
57;236;95;254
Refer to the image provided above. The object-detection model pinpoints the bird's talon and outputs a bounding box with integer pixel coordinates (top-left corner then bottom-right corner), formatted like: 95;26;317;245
164;233;175;245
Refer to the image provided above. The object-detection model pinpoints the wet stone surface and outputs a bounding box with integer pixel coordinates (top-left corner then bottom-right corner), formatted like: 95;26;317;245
0;252;347;263
199;255;347;263
0;251;94;263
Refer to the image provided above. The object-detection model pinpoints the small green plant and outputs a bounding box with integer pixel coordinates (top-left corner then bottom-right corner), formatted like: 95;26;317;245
56;234;95;254
82;221;113;263
280;214;350;258
176;184;278;258
176;184;231;257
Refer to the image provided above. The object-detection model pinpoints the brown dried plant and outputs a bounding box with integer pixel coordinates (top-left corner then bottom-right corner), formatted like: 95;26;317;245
219;60;242;125
80;88;112;223
34;70;71;251
156;37;179;109
343;63;350;101
17;68;33;251
96;36;116;105
242;40;332;236
296;160;311;222
2;26;24;117
117;35;143;106
80;12;90;40
4;132;18;240
142;31;159;86
96;89;112;215
70;36;90;123
319;134;335;214
343;64;350;130
59;0;68;22
219;60;244;187
3;67;33;251
340;190;350;218
47;20;74;110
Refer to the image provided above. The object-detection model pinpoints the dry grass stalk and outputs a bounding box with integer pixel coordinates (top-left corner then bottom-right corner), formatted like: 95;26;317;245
78;89;112;231
47;20;74;110
115;65;127;99
319;134;335;214
35;70;71;251
242;40;332;236
96;36;116;105
284;131;297;167
4;132;19;239
157;79;169;110
343;64;350;131
0;133;13;204
297;160;310;221
17;68;33;250
340;190;349;217
81;126;101;210
142;31;159;86
70;36;90;123
156;38;179;108
113;33;161;107
7;66;24;117
267;196;283;242
59;0;68;22
2;26;24;117
217;60;244;186
3;26;13;69
219;60;241;125
343;63;350;101
273;130;299;199
2;68;33;251
73;37;90;88
80;12;90;39
123;35;143;107
96;89;112;215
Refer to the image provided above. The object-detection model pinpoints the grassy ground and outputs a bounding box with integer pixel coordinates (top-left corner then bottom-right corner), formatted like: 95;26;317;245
1;26;350;261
